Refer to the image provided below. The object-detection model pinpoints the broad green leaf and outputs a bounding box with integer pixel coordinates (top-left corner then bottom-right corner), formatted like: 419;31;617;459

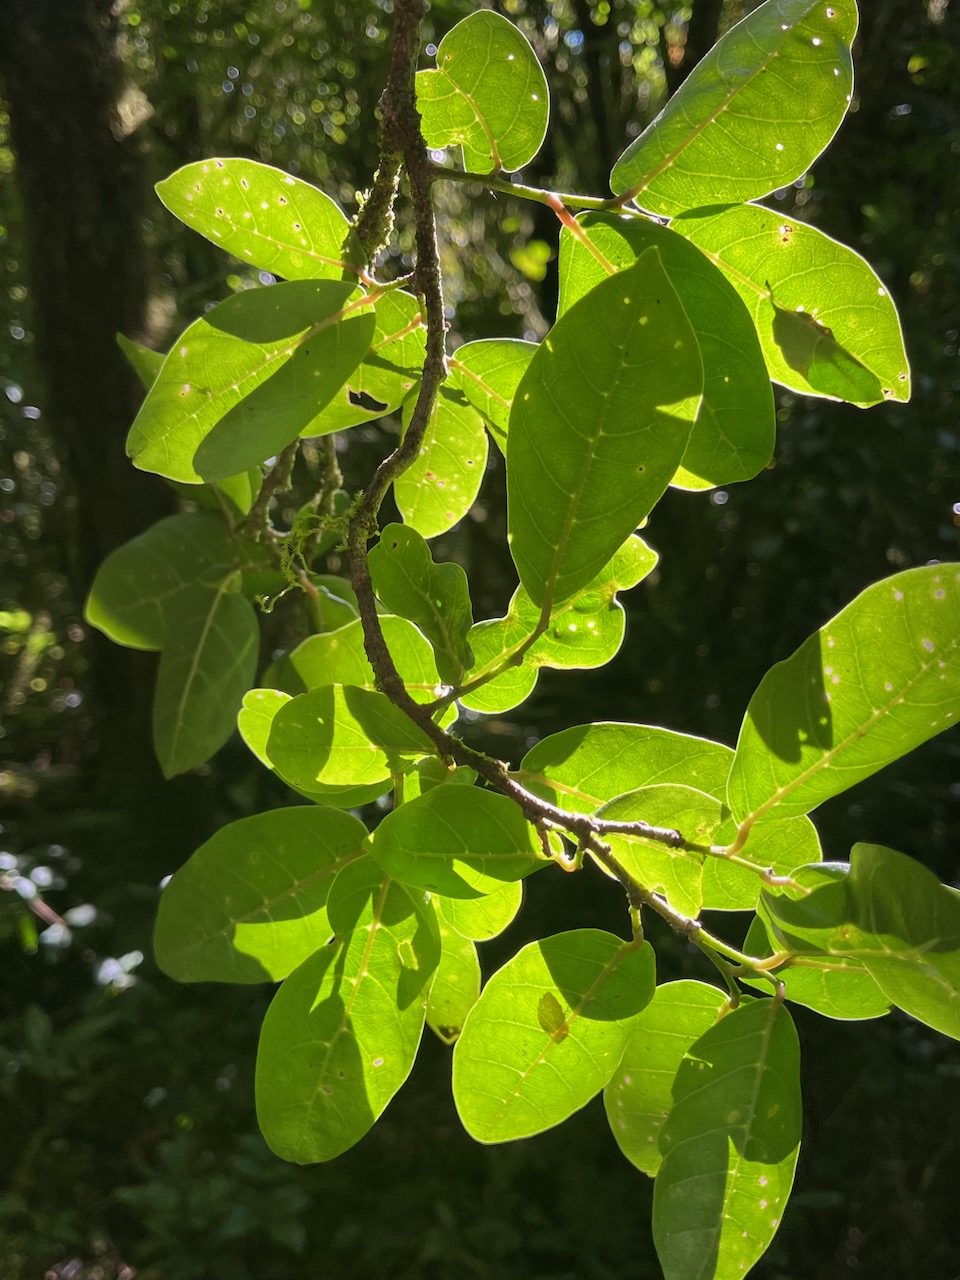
157;157;355;282
508;248;702;609
593;779;820;912
256;860;439;1163
727;565;960;825
153;576;259;778
594;786;719;917
371;786;545;898
453;930;656;1142
460;535;658;714
266;684;435;790
369;524;474;685
395;388;487;539
438;881;523;941
265;615;448;707
303;290;424;432
416;10;549;173
426;922;481;1045
520;723;733;815
558;213;774;490
610;0;857;217
761;846;960;1039
742;914;890;1020
237;688;390;809
449;339;537;452
154;807;368;984
126;280;375;483
85;512;270;650
117;332;165;388
704;811;821;912
604;980;726;1175
653;999;802;1280
674;203;910;406
401;757;478;801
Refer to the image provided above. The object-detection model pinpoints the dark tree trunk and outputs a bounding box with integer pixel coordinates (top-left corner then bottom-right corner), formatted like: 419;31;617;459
0;0;173;722
0;0;171;577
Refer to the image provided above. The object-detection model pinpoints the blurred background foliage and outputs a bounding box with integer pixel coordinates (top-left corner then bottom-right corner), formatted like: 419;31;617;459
0;0;958;1277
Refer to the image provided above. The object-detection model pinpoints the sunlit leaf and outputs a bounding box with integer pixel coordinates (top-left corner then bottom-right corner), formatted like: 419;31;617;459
454;930;656;1141
742;913;890;1020
611;0;857;217
304;290;424;432
558;213;774;489
760;847;960;1039
117;332;165;388
653;999;802;1280
520;723;733;815
508;248;702;609
154;807;368;983
157;157;355;282
426;921;481;1045
594;785;719;917
127;281;375;482
237;688;389;809
417;10;549;173
460;535;657;714
395;387;488;538
153;576;259;778
675;203;910;405
369;524;474;685
728;565;960;825
370;786;545;898
438;882;524;941
449;339;537;452
256;860;439;1163
266;684;435;790
604;980;726;1175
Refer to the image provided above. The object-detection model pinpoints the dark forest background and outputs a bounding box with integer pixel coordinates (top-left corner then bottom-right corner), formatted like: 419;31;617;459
0;1;958;1277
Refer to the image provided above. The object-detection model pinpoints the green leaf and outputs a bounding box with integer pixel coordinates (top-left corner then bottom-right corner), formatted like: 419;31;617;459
237;688;389;809
558;213;775;490
460;535;658;714
604;980;726;1175
126;281;375;483
727;565;960;825
704;811;821;912
426;921;481;1045
154;807;368;983
152;576;259;778
265;615;449;708
369;524;474;685
438;882;523;941
449;339;537;452
610;0;857;217
453;930;656;1142
520;723;733;815
395;387;488;539
416;10;549;173
401;757;478;801
594;786;719;917
371;786;545;898
742;914;890;1021
117;332;165;389
674;203;910;406
303;290;424;432
761;846;960;1039
256;860;439;1163
157;157;355;282
653;999;802;1280
85;512;269;650
507;248;702;609
266;684;435;790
